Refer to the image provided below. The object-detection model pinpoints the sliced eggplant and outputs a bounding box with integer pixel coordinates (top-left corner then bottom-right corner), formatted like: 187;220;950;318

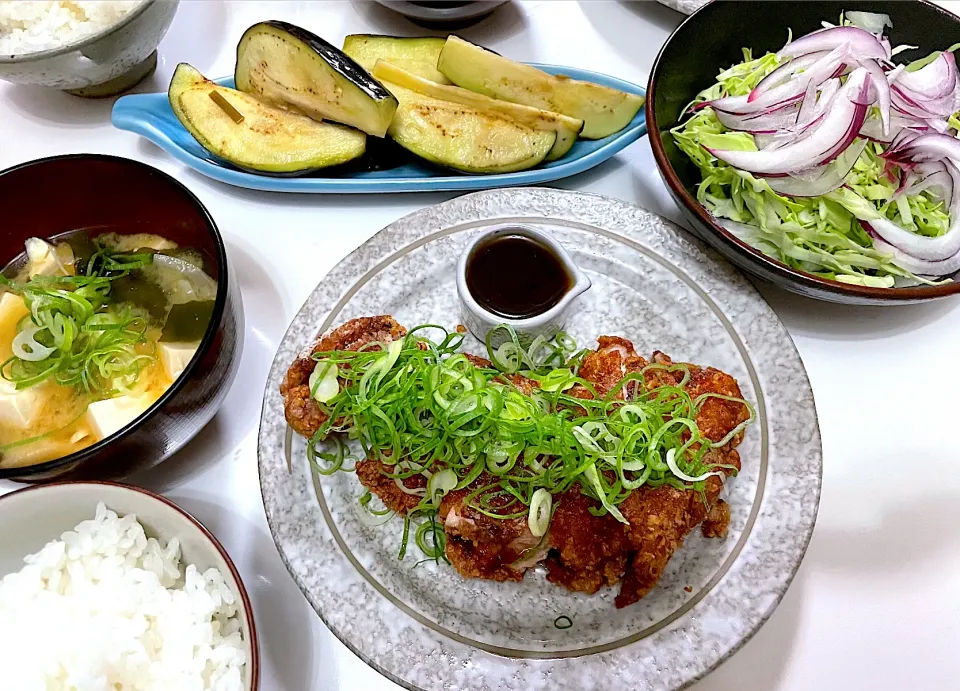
168;63;366;175
382;81;556;174
373;60;583;161
343;34;450;84
437;36;644;139
235;21;399;137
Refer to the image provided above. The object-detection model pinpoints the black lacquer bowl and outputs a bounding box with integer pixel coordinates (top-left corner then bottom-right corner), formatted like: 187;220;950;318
647;0;960;304
0;154;243;481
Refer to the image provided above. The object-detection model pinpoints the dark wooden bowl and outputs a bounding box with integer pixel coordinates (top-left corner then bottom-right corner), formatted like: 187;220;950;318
0;154;243;481
647;0;960;304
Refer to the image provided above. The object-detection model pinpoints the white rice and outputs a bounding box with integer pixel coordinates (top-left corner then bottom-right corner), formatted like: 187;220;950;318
0;502;247;691
0;1;141;55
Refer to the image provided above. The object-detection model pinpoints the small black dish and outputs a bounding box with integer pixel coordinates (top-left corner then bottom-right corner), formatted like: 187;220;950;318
0;154;243;481
647;0;960;304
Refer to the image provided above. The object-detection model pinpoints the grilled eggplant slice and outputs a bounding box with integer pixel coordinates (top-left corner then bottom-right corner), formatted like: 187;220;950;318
343;34;450;84
438;36;644;139
169;63;366;175
235;21;399;137
382;81;556;174
373;60;583;161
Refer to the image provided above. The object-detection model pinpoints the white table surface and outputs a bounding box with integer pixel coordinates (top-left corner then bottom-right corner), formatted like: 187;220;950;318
2;2;959;689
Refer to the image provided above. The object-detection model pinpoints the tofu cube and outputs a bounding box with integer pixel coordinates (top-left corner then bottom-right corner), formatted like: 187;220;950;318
159;342;199;381
0;292;28;334
85;395;154;440
0;379;40;429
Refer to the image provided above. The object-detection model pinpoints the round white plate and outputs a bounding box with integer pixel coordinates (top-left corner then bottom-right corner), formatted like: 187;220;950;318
258;188;821;690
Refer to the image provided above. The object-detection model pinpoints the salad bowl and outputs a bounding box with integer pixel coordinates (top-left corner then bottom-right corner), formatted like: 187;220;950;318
647;0;960;304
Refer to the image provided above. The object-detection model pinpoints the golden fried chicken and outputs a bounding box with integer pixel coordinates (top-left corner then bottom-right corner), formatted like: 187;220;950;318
545;489;630;594
282;318;750;608
549;340;749;608
280;316;406;437
355;457;425;515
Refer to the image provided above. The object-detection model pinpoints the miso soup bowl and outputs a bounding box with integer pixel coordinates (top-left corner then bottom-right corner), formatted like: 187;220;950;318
0;154;243;481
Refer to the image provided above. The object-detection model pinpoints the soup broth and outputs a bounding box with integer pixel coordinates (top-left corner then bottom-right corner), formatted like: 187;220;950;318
0;232;217;468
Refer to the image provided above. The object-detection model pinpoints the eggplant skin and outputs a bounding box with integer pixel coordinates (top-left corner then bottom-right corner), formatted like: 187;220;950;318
235;21;399;137
257;21;393;101
168;63;366;176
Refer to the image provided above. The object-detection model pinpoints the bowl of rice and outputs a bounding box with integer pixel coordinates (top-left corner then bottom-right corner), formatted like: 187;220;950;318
0;1;179;97
0;481;260;690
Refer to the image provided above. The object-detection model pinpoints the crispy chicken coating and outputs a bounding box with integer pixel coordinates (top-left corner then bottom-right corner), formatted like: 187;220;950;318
280;316;406;437
355;458;425;515
283;320;750;608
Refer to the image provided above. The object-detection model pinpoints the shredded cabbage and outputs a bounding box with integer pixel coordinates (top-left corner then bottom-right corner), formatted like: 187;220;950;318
672;43;956;286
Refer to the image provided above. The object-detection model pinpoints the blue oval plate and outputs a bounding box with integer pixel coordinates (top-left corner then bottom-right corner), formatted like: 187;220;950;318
111;64;646;194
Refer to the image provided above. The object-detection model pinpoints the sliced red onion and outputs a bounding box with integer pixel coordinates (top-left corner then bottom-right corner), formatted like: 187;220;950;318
869;232;960;276
887;131;960;163
860;158;960;261
802;78;841;127
748;51;827;103
845;11;892;35
714;103;802;132
765;139;867;196
895;168;954;205
748;47;847;104
707;69;871;174
712;84;804;116
880;38;893;59
859;114;922;143
778;26;888;61
894;51;958;100
887;128;924;152
891;83;958;118
753;133;791;151
861;58;891;134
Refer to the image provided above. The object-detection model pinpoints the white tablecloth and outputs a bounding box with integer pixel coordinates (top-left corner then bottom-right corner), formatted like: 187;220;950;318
2;2;958;689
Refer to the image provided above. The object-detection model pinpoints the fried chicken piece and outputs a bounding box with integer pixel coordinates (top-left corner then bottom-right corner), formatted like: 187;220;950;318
546;490;629;594
355;458;425;515
438;473;541;581
465;353;540;395
445;537;526;582
280;316;406;437
563;337;749;608
701;499;731;538
614;476;722;608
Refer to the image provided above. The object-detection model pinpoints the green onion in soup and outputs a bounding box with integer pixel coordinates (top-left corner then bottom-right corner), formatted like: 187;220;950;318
0;232;217;469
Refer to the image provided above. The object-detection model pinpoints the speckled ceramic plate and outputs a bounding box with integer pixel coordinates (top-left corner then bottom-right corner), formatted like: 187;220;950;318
258;188;821;690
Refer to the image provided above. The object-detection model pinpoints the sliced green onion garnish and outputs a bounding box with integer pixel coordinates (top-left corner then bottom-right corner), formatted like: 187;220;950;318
527;488;552;537
427;468;457;506
554;615;573;629
309;360;339;403
1;244;155;395
664;448;724;484
308;325;753;535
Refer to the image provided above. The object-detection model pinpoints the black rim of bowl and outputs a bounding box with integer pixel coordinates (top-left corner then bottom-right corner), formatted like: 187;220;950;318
646;0;960;301
0;153;229;479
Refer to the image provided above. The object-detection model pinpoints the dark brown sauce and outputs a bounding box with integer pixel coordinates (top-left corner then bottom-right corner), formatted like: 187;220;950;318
465;233;573;319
